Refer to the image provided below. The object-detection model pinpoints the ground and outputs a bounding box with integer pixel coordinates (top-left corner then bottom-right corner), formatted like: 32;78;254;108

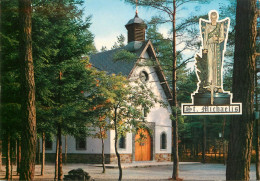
0;162;257;180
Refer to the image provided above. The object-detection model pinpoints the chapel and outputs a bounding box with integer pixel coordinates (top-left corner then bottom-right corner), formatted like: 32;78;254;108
43;12;173;164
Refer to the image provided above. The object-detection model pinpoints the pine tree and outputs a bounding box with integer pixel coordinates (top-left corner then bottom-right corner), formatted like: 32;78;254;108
111;34;126;49
0;0;24;177
18;0;37;180
32;1;95;179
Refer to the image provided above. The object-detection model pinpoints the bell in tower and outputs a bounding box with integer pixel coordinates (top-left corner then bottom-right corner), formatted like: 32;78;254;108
125;12;147;43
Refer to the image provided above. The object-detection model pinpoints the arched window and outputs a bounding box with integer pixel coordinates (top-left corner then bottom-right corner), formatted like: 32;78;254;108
160;132;167;150
119;136;126;149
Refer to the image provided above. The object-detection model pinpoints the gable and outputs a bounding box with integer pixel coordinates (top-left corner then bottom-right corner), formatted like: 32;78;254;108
131;41;173;106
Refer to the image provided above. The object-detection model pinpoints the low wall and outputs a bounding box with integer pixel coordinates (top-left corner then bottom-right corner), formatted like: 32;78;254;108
155;153;171;162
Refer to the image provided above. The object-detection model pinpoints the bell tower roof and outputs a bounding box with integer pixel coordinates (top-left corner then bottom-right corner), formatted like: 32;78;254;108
125;13;146;26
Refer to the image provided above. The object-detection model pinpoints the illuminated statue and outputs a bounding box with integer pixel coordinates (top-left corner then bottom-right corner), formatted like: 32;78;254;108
196;10;230;94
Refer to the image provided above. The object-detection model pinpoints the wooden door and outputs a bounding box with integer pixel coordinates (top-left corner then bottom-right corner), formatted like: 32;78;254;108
135;129;151;161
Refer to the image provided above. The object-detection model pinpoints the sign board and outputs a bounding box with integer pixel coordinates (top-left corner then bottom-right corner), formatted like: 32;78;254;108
181;10;242;115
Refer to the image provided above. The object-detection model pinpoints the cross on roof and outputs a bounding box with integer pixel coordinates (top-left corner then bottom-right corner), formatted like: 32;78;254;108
136;0;138;15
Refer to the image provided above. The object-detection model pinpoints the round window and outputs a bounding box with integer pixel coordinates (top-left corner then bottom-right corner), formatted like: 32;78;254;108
139;71;149;83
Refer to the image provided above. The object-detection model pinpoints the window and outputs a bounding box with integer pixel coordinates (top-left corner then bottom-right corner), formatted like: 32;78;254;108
118;136;126;149
45;138;53;150
139;71;149;83
160;132;167;150
76;137;86;150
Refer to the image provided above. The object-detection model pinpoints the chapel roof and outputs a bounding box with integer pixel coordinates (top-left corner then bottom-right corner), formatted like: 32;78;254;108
89;41;147;76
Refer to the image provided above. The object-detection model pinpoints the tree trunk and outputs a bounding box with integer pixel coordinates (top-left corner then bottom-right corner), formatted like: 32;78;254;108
41;132;45;176
202;118;206;163
256;115;260;179
58;124;63;181
100;127;106;173
17;139;21;175
114;107;122;181
37;137;40;164
5;133;10;180
255;48;260;179
115;136;122;181
223;140;225;165
64;135;67;165
171;0;179;180
214;141;217;160
218;142;221;160
18;0;36;180
0;140;2;171
226;0;257;180
222;117;226;165
15;140;17;169
55;135;59;180
11;141;13;180
195;144;199;158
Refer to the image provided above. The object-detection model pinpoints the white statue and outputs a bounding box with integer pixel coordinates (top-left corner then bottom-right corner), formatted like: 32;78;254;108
196;10;230;94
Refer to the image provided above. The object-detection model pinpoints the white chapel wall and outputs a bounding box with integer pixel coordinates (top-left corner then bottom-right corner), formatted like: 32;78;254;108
41;130;111;154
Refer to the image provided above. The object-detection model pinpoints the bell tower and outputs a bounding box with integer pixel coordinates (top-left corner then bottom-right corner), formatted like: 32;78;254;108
125;12;147;43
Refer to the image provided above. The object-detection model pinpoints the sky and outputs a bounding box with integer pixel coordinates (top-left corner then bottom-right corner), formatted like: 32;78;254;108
84;0;230;51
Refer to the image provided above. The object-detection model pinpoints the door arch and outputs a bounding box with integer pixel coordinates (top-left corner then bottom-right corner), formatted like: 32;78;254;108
135;129;151;161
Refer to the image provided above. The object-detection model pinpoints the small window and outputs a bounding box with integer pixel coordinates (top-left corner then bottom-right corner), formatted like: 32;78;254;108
45;138;53;150
118;136;126;149
76;137;86;150
160;132;167;150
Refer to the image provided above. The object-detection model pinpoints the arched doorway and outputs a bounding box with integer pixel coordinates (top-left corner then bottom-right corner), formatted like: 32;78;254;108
135;129;151;161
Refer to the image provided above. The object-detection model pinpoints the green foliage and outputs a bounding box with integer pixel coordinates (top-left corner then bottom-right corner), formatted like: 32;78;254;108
94;72;162;136
146;19;173;81
223;66;233;92
112;34;126;49
124;0;211;10
146;18;197;92
0;0;21;140
83;70;114;139
113;49;137;62
31;0;96;138
177;70;197;103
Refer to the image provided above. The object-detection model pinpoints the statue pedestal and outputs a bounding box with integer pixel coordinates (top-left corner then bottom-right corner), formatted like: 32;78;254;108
182;92;241;115
193;92;231;105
